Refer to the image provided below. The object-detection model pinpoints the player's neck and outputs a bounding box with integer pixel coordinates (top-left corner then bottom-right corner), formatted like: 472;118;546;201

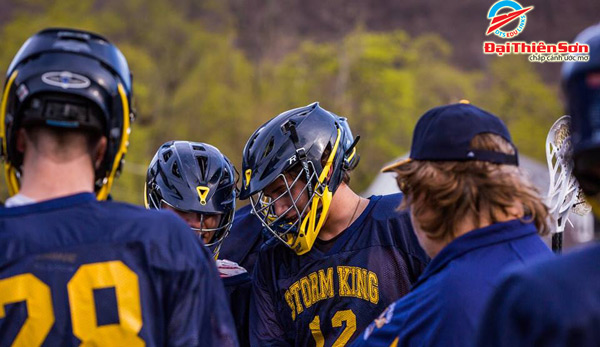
318;183;368;241
18;152;96;202
418;205;524;258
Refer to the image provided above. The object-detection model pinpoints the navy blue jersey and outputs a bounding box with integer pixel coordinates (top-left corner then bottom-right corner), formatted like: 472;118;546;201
352;219;552;347
476;242;600;347
220;205;266;275
220;205;268;346
0;193;238;346
250;194;429;346
223;273;253;347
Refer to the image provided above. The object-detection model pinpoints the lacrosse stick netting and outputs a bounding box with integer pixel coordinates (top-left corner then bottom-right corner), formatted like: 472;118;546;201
545;115;591;252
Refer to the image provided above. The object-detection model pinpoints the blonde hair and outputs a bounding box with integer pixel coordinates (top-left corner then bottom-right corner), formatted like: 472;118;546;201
394;133;550;240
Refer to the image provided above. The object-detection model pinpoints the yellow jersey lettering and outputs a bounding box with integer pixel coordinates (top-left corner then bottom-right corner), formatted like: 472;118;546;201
299;277;313;308
337;266;352;297
288;282;304;315
308;272;320;303
350;266;358;297
284;289;296;321
368;271;379;304
356;267;368;301
318;268;334;299
285;267;379;321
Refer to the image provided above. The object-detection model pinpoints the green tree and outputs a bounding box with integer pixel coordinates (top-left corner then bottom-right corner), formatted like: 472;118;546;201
477;56;561;162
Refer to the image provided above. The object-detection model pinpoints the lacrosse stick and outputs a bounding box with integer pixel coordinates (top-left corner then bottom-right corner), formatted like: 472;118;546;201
545;115;591;253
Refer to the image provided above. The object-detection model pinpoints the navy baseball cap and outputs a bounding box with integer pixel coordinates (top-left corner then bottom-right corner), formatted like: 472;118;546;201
382;102;518;172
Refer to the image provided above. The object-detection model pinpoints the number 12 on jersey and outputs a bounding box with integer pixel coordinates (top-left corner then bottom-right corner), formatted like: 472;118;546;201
309;309;356;347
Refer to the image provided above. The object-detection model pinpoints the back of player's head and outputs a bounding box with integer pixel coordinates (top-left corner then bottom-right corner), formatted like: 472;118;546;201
562;23;600;198
1;28;134;200
240;102;359;255
145;141;237;256
384;103;549;240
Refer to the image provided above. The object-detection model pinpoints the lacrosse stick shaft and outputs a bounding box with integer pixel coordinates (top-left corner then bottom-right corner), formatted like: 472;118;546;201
552;232;563;254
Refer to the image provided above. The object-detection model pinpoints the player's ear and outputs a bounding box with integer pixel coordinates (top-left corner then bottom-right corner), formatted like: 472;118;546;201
94;136;108;170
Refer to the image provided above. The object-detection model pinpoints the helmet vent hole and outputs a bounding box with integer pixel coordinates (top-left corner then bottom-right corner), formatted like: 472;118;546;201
220;167;231;186
162;150;172;162
192;145;205;151
197;156;208;180
263;137;275;159
172;161;181;178
247;129;262;152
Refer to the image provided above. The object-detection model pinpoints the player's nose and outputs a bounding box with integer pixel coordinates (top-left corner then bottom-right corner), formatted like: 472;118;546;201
273;199;293;218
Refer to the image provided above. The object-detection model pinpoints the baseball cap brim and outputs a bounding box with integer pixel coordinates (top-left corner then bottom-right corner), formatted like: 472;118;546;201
381;158;412;173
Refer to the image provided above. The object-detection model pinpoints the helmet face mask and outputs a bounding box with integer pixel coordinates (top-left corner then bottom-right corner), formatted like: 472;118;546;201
158;199;231;257
249;161;321;249
145;141;237;259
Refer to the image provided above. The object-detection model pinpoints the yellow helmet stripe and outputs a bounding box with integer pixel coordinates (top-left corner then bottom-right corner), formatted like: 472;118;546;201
290;127;342;254
96;82;130;200
1;71;20;196
143;184;150;209
346;147;357;162
0;70;18;157
317;127;342;184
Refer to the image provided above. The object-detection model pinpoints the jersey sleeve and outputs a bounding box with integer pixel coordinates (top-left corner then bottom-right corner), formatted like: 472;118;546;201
249;252;291;346
162;221;239;346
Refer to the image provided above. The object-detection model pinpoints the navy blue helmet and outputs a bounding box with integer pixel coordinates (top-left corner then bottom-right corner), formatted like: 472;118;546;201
145;141;237;257
1;28;134;200
562;23;600;197
240;102;359;255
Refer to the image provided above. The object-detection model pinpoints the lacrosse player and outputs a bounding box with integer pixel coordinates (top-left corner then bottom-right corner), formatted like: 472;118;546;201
354;102;552;346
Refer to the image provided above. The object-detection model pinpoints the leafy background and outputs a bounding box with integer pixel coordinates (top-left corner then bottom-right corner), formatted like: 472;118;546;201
0;0;597;204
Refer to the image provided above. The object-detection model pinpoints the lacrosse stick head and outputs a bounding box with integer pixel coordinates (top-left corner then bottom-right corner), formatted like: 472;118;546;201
546;115;591;234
